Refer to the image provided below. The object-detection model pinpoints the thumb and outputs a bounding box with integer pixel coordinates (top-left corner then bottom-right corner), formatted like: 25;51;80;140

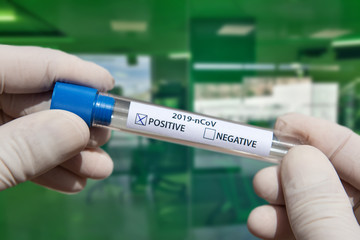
0;110;89;190
281;145;360;239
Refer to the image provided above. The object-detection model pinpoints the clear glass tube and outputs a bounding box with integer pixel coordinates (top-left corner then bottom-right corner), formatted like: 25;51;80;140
51;82;297;164
94;93;296;164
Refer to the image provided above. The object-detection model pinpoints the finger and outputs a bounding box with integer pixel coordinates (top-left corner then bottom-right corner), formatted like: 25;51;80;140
1;95;112;147
281;145;360;239
0;110;89;190
342;182;360;224
342;181;360;208
253;166;285;205
0;44;114;94
275;113;360;190
354;204;360;224
0;111;13;125
61;148;113;179
88;127;112;148
253;165;360;208
247;205;294;240
0;93;111;147
0;92;52;118
31;166;87;193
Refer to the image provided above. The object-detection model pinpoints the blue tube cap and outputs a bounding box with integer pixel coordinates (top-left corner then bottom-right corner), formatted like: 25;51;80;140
51;82;114;127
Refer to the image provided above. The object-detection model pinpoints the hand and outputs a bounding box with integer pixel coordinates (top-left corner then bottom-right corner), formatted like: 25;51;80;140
247;113;360;239
0;45;114;193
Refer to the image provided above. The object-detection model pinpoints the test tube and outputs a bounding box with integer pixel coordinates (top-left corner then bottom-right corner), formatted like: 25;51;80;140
51;82;296;164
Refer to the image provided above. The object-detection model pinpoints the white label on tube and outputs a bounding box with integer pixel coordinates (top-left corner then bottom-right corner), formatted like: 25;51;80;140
126;102;273;157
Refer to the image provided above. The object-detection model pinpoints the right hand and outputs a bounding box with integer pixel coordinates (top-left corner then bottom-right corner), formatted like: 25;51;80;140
248;113;360;239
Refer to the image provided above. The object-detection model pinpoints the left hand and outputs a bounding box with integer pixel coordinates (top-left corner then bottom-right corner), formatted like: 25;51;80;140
0;45;114;193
